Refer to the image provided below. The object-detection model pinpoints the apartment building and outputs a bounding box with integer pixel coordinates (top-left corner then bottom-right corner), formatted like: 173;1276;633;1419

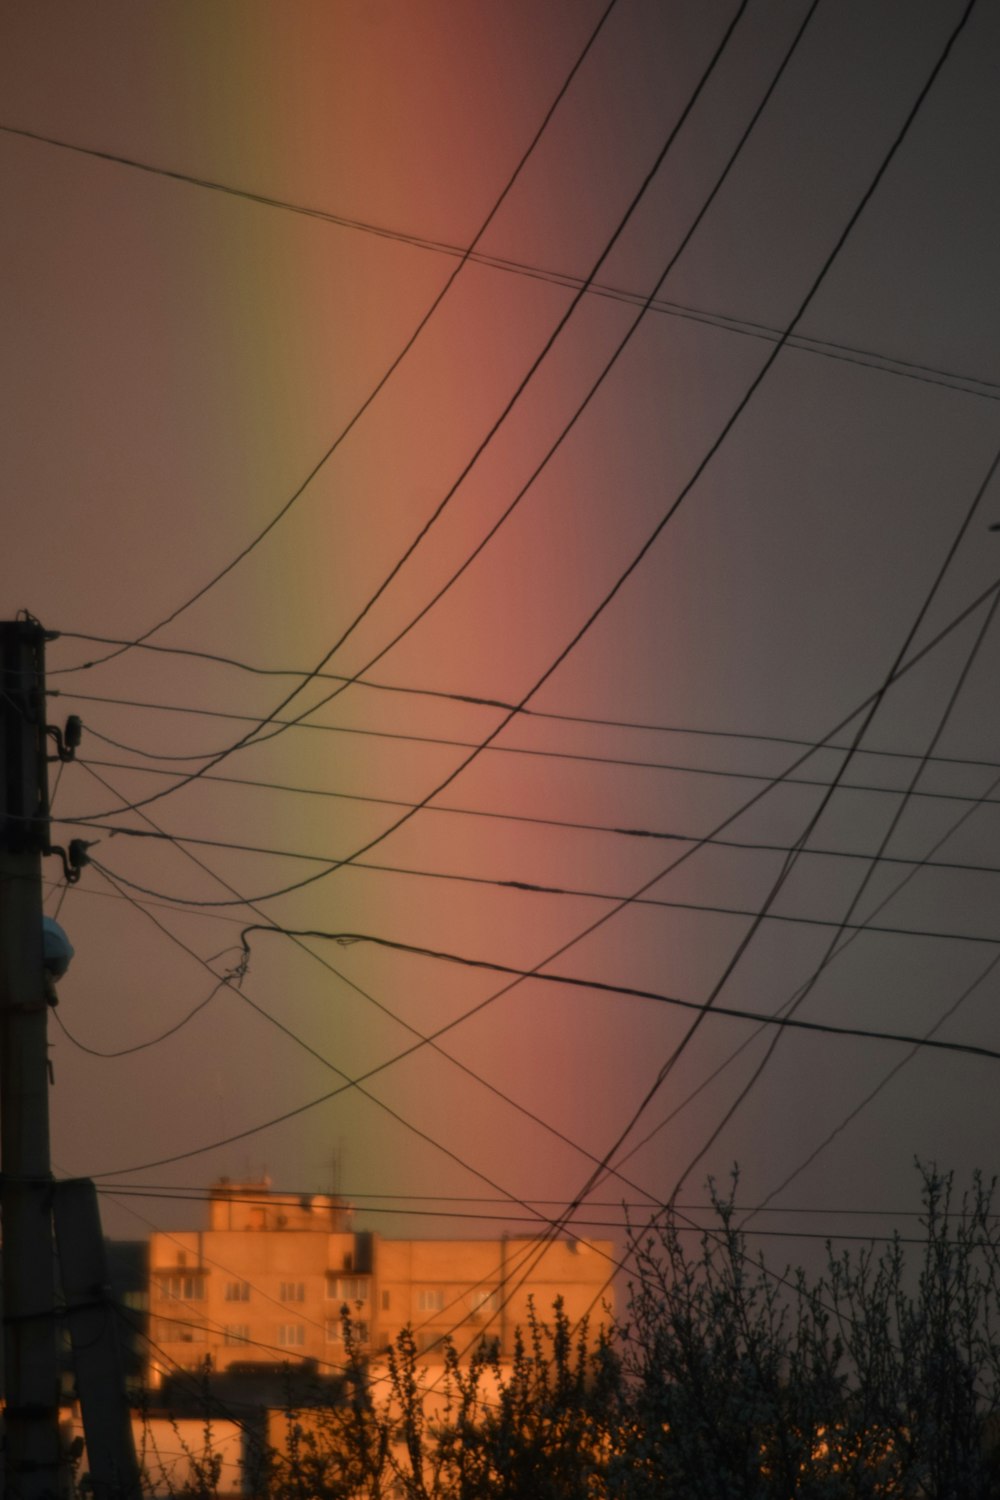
147;1179;613;1386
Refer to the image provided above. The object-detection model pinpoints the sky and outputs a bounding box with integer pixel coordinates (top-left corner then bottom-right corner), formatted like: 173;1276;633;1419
2;0;1000;1290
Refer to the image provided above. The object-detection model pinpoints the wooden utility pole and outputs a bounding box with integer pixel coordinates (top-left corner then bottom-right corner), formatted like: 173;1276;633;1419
0;618;60;1500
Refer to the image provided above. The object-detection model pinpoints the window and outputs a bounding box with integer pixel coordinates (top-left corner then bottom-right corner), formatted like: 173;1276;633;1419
279;1281;305;1303
155;1318;206;1344
417;1289;445;1313
381;1290;390;1312
327;1318;369;1345
328;1276;369;1303
224;1281;250;1303
278;1324;305;1347
467;1290;499;1317
224;1325;250;1347
156;1275;205;1302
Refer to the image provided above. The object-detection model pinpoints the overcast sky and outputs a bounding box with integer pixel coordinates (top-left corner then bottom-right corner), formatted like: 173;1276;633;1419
3;0;1000;1283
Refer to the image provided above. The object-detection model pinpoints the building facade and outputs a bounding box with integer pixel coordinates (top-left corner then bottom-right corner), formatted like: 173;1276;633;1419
147;1180;613;1386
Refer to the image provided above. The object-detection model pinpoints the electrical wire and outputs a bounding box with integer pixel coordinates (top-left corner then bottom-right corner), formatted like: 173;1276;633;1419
51;629;1000;781
52;685;1000;798
72;8;983;1254
88;1183;963;1217
25;0;623;677
67;764;838;1368
85;837;1000;949
79;558;1000;909
83;581;1000;1182
61;0;789;824
60;776;1000;880
6;128;998;406
66;761;663;1226
51;971;232;1059
600;678;1000;1189
742;943;1000;1230
61;0;968;908
670;507;1000;1198
71;757;691;1292
231;924;1000;1065
48;0;749;780
417;0;985;1343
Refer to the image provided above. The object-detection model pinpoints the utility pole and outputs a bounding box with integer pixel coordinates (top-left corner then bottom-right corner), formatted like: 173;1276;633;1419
53;1180;140;1500
0;618;60;1499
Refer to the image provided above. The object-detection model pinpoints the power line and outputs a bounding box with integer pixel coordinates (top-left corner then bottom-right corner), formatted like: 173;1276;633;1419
68;853;651;1221
51;971;232;1059
422;0;985;1337
73;2;834;829
64;733;1000;867
83;583;1000;1183
744;945;1000;1230
88;1185;971;1243
85;861;630;1229
671;512;1000;1198
27;0;622;677
5;123;998;406
94;1183;961;1220
230;924;1000;1066
607;694;1000;1188
63;0;975;908
62;758;761;1362
72;763;667;1242
51;629;1000;781
121;1206;995;1246
69;584;1000;912
52;686;1000;796
52;0;752;807
79;3;984;1206
85;836;1000;949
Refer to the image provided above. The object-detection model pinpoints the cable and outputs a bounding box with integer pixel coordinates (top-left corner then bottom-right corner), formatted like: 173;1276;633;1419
742;943;1000;1229
25;0;623;676
66;761;662;1227
231;925;1000;1066
671;499;1000;1197
51;629;1000;781
96;1183;974;1222
61;775;1000;879
62;0;787;823
76;561;1000;908
84;581;1000;1181
61;773;790;1366
53;686;1000;796
415;0;985;1339
610;755;1000;1183
70;759;683;1278
137;1207;980;1243
49;0;747;749
51;971;232;1058
83;862;593;1223
6;132;998;405
63;0;967;908
47;591;1000;1342
85;837;1000;949
70;0;986;1229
